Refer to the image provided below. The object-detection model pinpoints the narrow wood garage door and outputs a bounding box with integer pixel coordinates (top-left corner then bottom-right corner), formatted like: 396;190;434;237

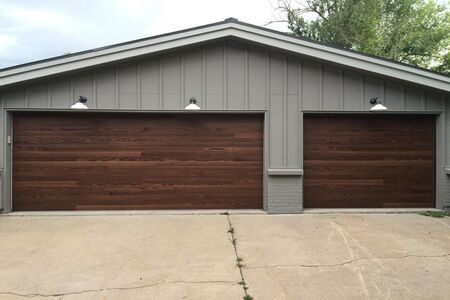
13;113;263;211
303;115;434;208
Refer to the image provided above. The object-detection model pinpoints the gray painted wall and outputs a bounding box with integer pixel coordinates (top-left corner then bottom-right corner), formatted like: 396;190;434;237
1;40;449;212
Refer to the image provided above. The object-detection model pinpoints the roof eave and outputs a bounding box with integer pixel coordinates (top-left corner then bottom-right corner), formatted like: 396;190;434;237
0;23;235;87
1;21;449;92
229;24;450;92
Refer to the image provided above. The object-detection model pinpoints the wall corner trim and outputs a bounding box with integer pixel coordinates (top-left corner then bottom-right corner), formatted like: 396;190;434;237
267;168;304;176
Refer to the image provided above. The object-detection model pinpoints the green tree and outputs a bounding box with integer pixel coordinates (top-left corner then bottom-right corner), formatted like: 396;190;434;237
276;0;450;74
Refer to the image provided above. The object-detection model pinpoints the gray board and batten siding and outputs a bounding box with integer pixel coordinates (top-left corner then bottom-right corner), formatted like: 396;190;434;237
0;39;449;213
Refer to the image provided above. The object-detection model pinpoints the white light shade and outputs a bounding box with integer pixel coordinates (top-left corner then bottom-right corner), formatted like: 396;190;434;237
184;103;201;110
370;103;388;111
185;97;201;110
70;102;88;109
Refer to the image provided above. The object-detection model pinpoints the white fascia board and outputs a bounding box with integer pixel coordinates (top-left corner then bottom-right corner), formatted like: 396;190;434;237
1;21;449;92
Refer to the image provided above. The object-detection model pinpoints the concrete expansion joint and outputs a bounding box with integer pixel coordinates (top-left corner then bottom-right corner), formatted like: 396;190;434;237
0;280;237;298
247;253;450;270
224;211;253;300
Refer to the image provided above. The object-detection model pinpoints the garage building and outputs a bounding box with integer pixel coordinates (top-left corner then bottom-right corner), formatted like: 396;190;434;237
0;18;449;213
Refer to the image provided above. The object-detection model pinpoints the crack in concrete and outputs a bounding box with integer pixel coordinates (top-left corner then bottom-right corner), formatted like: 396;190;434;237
437;220;450;229
247;253;450;270
0;280;237;298
331;220;370;298
225;212;252;299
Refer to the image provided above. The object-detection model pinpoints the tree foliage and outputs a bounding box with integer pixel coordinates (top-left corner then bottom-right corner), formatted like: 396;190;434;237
276;0;450;74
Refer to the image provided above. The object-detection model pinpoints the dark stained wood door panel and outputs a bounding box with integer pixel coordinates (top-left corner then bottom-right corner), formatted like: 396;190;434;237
13;112;263;211
303;114;435;208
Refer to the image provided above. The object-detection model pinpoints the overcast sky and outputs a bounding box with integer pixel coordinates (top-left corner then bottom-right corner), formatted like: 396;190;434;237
0;0;289;68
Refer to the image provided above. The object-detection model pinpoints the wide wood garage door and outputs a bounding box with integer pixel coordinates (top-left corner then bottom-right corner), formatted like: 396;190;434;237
13;112;263;211
304;114;434;208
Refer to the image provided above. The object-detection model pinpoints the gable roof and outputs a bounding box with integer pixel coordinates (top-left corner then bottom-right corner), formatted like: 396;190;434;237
1;18;449;92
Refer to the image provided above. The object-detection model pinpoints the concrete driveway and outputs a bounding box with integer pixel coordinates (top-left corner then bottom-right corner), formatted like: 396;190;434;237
0;213;449;299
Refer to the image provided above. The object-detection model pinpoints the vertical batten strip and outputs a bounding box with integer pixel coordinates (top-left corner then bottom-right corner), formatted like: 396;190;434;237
70;77;74;107
299;60;302;111
442;96;450;164
158;58;163;109
245;48;249;109
339;70;344;110
24;88;29;108
283;57;288;167
137;64;142;109
360;76;365;110
201;48;206;109
401;84;406;111
223;44;228;109
47;82;51;108
266;51;270;110
266;51;271;167
298;60;303;169
421;90;426;110
180;54;185;108
115;69;119;109
92;73;97;109
319;64;323;109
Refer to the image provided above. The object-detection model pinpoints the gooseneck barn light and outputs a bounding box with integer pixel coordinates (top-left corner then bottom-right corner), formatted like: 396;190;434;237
369;97;387;111
184;97;201;110
71;96;88;109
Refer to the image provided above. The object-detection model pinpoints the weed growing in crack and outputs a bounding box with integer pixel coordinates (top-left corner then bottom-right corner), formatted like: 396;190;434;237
225;214;253;300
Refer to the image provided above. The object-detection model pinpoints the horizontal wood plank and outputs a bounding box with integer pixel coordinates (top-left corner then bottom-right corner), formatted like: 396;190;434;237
303;114;435;208
13;112;264;211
